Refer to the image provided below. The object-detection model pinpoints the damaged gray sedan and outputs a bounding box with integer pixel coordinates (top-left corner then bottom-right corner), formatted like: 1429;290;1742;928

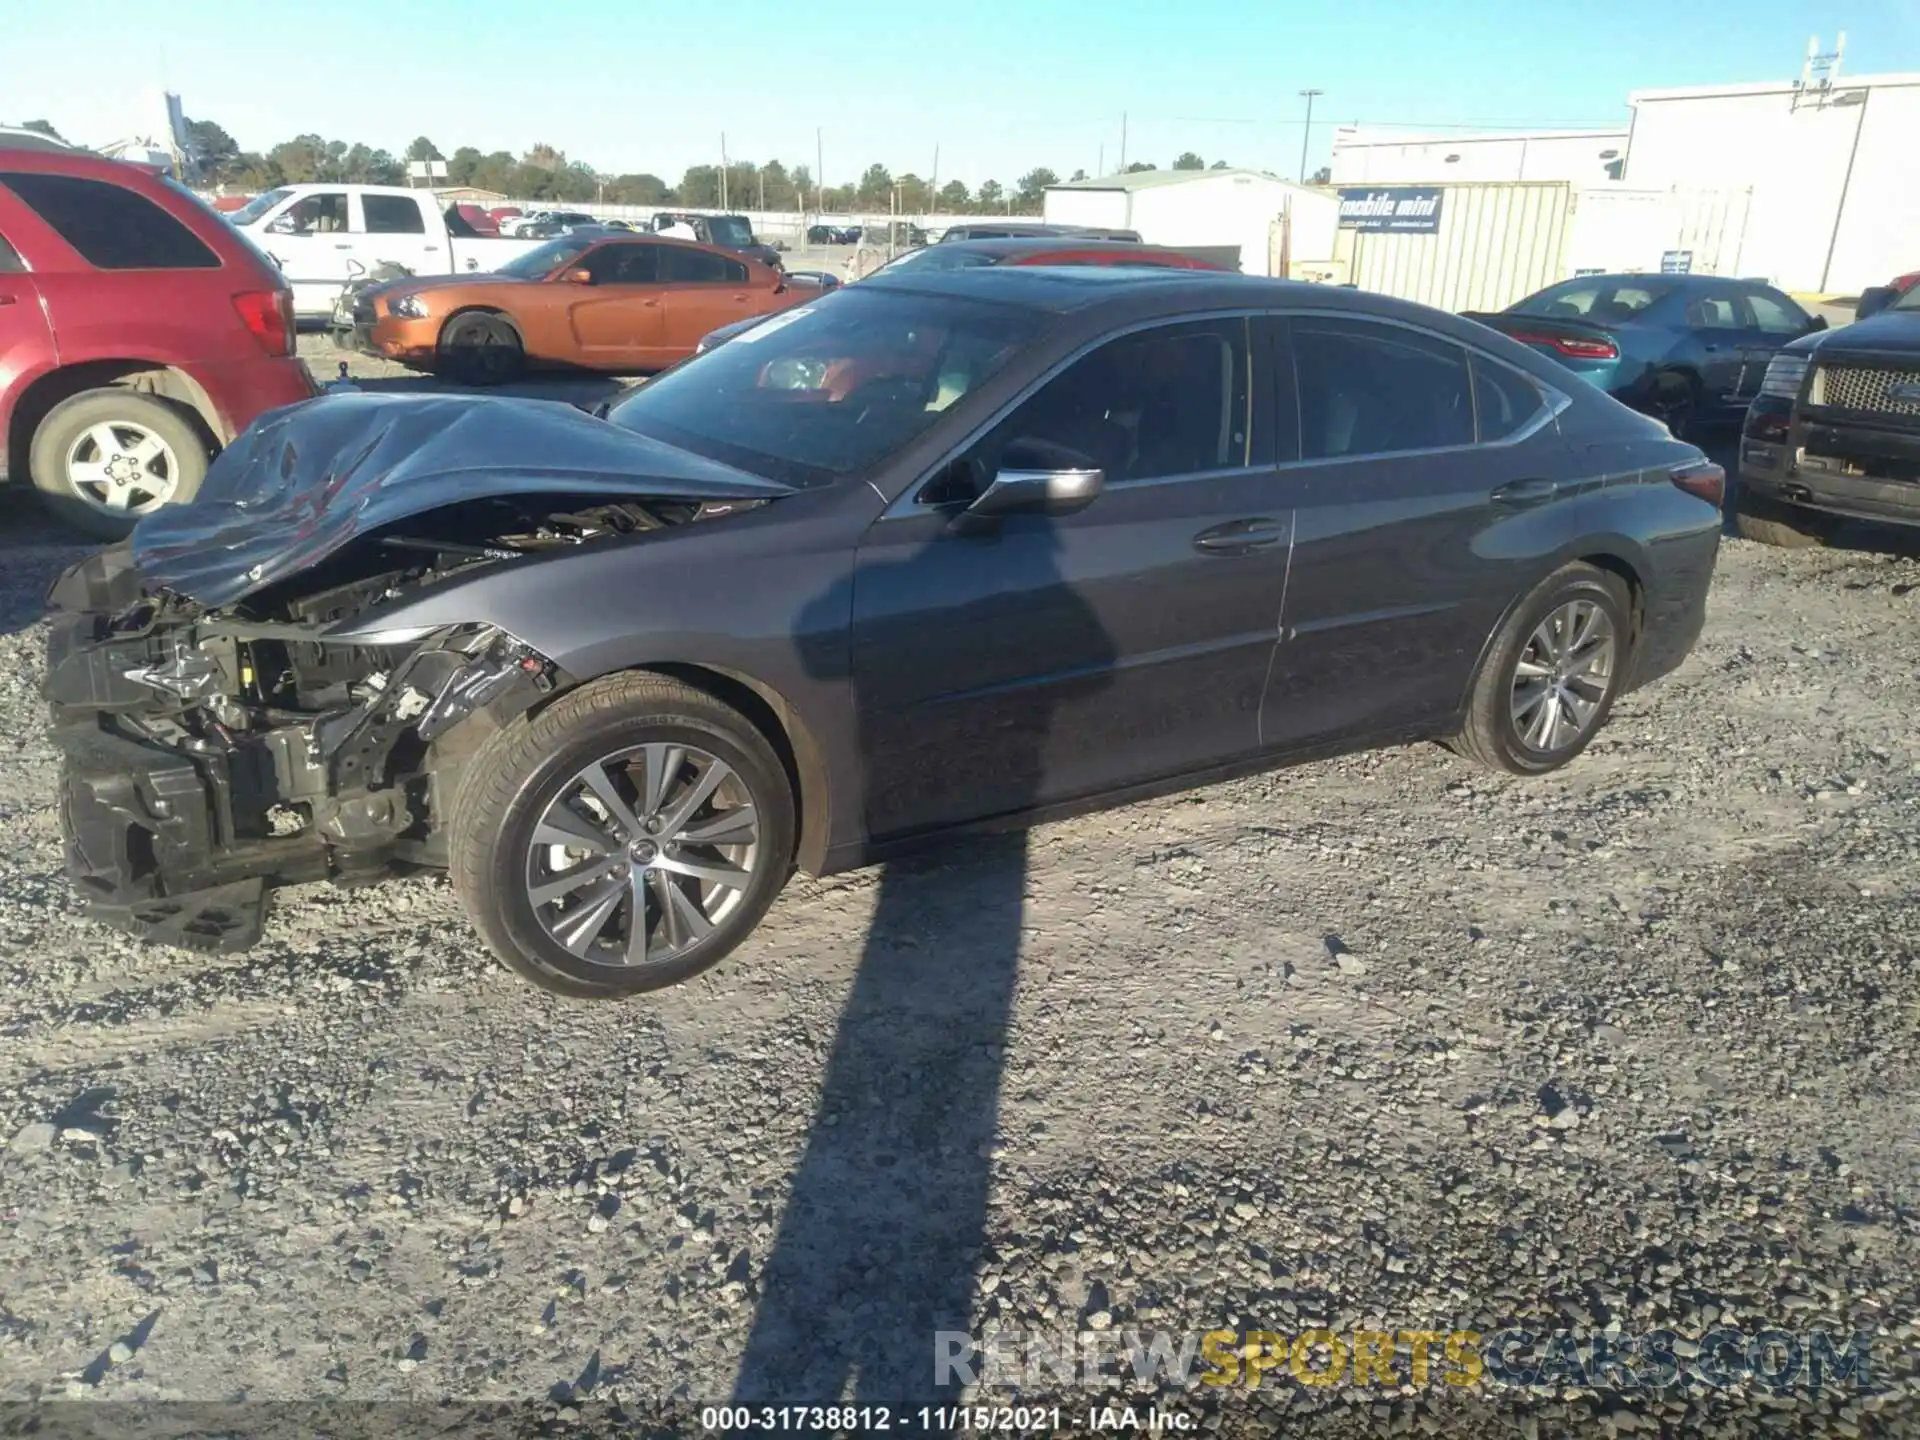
44;270;1721;998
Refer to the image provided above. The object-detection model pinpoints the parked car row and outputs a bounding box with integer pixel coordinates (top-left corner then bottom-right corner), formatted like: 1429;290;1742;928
1471;269;1920;547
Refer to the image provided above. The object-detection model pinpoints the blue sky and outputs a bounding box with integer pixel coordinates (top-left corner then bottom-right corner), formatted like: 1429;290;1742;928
7;0;1917;187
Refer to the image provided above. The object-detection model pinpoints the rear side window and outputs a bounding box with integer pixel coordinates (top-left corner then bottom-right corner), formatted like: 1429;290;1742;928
0;230;21;272
661;248;747;284
0;172;220;270
1472;356;1549;442
1293;317;1474;459
364;195;425;234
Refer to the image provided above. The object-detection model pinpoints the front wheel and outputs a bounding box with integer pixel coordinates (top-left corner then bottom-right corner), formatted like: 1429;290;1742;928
449;672;796;999
1452;562;1632;776
437;311;525;386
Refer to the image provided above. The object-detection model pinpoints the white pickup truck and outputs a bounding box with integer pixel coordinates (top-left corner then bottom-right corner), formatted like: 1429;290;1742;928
227;184;553;319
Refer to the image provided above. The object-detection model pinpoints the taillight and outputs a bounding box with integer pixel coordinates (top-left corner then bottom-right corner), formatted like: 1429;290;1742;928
1505;328;1621;361
1671;459;1726;508
232;288;294;358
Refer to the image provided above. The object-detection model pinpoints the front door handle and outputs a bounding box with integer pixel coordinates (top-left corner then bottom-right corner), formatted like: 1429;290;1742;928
1194;517;1286;553
1490;478;1560;506
0;293;15;307
334;243;353;250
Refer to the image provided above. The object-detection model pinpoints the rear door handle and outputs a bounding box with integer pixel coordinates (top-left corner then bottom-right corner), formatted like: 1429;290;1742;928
1490;478;1560;506
333;243;353;250
0;293;15;307
1194;517;1286;553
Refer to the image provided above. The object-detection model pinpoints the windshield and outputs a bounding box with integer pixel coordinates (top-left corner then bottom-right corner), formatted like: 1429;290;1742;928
606;289;1043;486
1511;278;1673;321
227;188;293;227
709;216;755;247
494;235;596;278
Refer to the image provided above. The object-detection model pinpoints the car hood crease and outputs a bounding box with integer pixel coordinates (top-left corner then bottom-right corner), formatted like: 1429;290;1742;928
130;392;791;607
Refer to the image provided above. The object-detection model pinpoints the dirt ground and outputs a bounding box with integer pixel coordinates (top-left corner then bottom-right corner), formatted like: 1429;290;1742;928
0;339;1915;1437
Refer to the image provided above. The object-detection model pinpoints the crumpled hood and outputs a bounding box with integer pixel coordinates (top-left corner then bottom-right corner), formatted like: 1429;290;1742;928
131;392;791;607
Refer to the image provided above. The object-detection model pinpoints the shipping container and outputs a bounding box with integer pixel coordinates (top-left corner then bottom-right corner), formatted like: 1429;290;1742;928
1333;181;1571;313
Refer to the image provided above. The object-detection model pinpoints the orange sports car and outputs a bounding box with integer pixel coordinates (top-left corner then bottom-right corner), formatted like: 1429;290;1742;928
361;233;816;385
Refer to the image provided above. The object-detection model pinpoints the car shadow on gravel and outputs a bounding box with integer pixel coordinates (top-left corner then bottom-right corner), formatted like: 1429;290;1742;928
732;523;1113;1408
0;509;96;635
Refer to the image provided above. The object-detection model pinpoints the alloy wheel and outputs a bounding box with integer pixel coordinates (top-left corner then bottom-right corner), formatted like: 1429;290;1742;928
63;421;181;517
523;743;761;967
1509;599;1618;753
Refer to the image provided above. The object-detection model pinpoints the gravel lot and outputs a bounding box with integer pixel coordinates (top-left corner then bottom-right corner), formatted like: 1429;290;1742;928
0;345;1916;1436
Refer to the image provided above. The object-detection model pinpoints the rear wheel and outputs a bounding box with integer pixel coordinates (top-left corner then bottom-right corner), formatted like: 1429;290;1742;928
27;389;210;539
1647;372;1699;441
1453;562;1631;776
437;311;525;386
449;672;796;999
1729;489;1833;548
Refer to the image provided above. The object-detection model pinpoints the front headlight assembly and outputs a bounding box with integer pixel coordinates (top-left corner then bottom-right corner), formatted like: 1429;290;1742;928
387;293;430;320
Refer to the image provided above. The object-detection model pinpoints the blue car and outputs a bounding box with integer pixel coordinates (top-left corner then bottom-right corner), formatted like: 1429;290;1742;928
1467;273;1827;438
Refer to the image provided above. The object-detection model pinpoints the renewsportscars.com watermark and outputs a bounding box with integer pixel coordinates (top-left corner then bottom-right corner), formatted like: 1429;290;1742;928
936;1326;1881;1393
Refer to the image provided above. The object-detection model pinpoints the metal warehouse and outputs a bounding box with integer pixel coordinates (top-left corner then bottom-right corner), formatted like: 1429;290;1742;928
1042;168;1339;277
1330;128;1631;185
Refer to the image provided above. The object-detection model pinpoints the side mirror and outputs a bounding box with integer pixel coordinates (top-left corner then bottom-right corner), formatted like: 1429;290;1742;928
565;268;594;285
1856;286;1897;321
959;439;1105;523
1808;315;1829;332
266;215;301;235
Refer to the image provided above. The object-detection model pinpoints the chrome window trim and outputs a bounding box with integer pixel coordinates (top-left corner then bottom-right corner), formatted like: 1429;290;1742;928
882;304;1574;520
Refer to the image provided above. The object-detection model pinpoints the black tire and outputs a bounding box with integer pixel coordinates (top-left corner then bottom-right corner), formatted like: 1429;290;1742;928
1647;372;1700;441
1453;562;1633;776
437;311;525;387
27;389;211;539
1729;489;1832;549
448;672;796;999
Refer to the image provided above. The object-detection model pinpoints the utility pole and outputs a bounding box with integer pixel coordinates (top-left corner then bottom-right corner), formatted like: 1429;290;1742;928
1297;90;1323;183
816;127;824;214
930;143;939;212
1119;112;1128;171
1097;143;1104;177
720;132;729;210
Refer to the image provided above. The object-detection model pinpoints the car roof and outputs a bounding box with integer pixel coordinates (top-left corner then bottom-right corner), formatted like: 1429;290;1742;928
861;264;1314;313
0;146;166;182
1545;272;1731;289
924;237;1155;261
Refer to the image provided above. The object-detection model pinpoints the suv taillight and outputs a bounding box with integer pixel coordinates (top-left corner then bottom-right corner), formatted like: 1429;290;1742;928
232;288;294;357
1671;459;1726;508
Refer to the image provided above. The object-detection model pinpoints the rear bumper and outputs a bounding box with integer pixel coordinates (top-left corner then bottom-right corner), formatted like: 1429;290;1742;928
187;356;321;441
1624;524;1719;694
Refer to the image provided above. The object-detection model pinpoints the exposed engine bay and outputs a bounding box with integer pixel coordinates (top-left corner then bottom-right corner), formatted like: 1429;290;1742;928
45;493;747;951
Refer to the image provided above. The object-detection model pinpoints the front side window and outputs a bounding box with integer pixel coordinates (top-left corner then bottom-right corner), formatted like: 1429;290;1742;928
0;172;219;270
606;288;1043;486
708;216;755;247
583;242;658;285
1683;293;1743;330
363;195;426;234
973;319;1252;487
1293;317;1474;459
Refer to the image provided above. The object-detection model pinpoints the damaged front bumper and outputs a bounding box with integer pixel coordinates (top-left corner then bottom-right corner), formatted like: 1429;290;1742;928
44;545;549;952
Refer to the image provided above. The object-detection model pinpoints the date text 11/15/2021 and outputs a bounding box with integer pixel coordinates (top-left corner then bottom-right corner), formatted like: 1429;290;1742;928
699;1405;1193;1432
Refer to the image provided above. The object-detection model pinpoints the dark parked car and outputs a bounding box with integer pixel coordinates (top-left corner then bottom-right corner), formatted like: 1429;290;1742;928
0;142;314;537
651;212;783;269
45;269;1721;997
1468;274;1827;438
1735;280;1920;545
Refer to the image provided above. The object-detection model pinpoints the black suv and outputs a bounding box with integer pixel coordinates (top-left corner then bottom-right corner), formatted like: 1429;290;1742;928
1737;284;1920;545
650;212;782;269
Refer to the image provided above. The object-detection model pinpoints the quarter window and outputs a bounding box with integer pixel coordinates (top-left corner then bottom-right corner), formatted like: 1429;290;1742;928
1293;317;1474;459
982;319;1252;485
363;195;426;234
0;172;220;270
1471;356;1549;442
583;243;659;284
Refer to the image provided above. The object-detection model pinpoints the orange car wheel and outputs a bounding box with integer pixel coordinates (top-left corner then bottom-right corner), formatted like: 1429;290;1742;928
437;311;525;387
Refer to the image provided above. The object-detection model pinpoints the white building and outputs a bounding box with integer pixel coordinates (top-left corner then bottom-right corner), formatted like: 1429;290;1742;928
1331;128;1630;185
1620;71;1920;295
1042;169;1339;277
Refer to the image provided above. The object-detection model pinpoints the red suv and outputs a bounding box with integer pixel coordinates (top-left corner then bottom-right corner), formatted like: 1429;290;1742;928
0;145;315;536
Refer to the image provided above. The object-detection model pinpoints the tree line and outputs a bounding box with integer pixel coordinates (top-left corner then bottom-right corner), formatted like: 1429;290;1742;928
16;116;1238;215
